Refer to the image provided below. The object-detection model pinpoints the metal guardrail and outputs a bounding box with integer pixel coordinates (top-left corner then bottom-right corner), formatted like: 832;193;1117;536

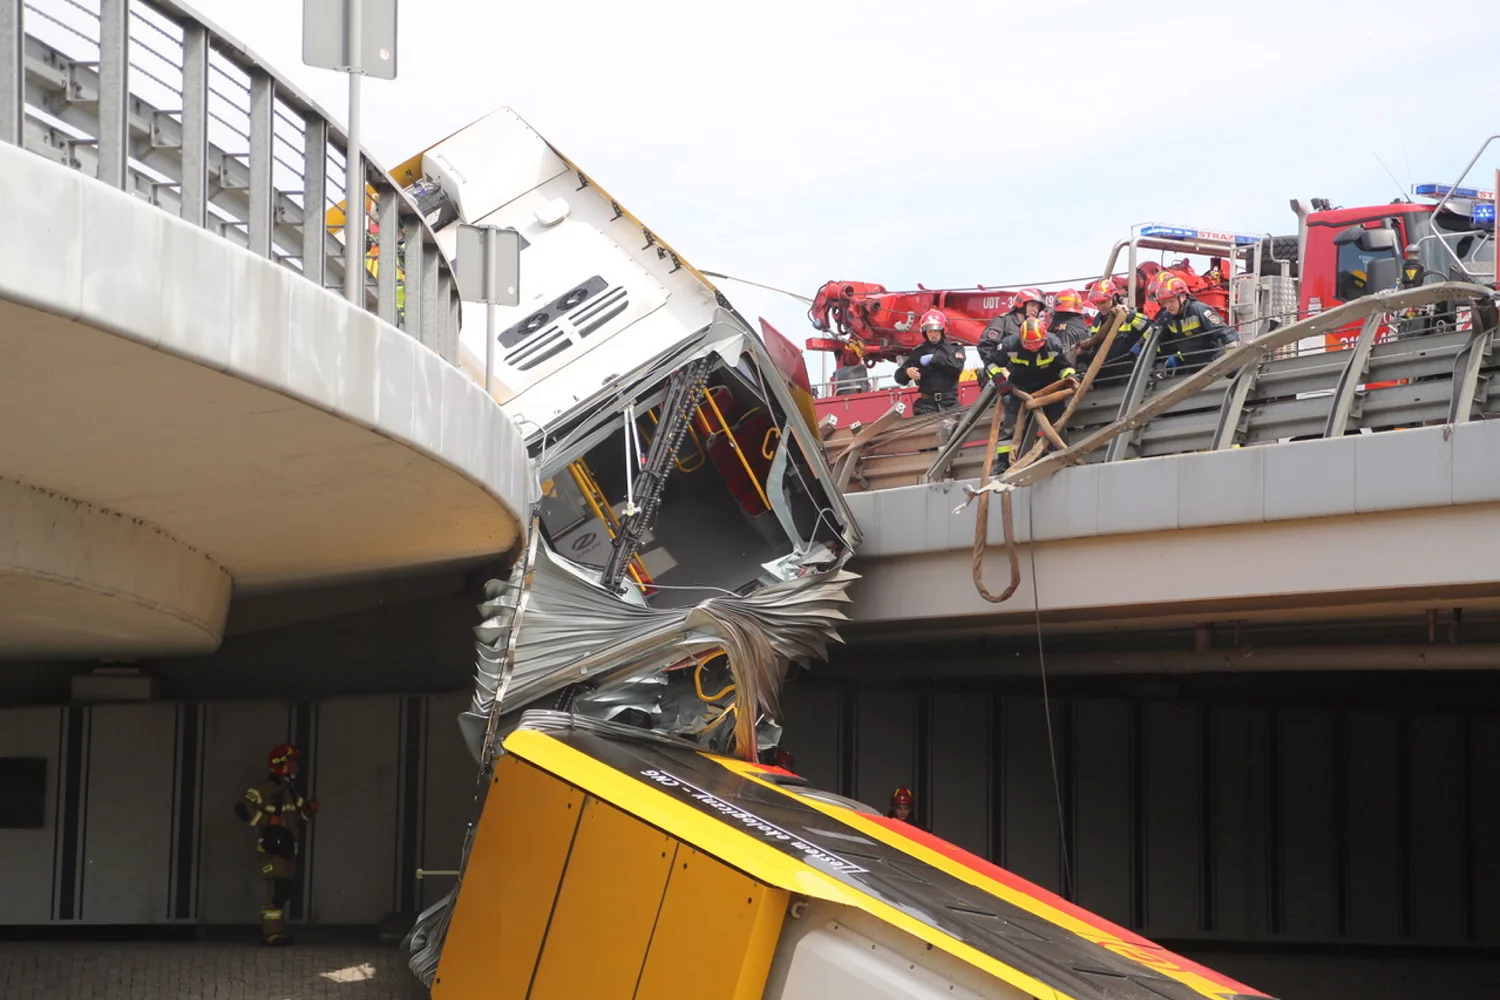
833;295;1498;493
0;0;462;360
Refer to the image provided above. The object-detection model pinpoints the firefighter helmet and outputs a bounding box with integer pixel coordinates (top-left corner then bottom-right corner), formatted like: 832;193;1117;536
268;744;301;778
1012;287;1045;310
891;787;914;808
918;308;948;335
1054;288;1085;314
1085;278;1118;306
1020;316;1048;349
1153;274;1188;303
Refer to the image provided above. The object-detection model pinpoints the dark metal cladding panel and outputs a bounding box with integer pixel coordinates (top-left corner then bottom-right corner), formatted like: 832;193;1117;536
855;690;915;812
1210;706;1268;940
1143;703;1201;937
1342;711;1403;943
1073;699;1133;926
778;685;842;796
1002;696;1064;895
1277;709;1337;940
929;694;991;859
526;723;1236;1000
1407;713;1467;943
1472;714;1500;945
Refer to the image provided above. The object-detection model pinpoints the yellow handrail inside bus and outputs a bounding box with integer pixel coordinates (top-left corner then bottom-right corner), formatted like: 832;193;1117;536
761;426;781;461
699;392;772;512
566;460;649;592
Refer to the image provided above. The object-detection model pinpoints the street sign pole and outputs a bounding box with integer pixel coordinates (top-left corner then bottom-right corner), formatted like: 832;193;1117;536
455;224;521;398
484;225;498;394
302;0;397;307
343;0;363;307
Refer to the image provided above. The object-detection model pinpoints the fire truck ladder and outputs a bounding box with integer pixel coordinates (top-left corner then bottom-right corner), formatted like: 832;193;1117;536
599;358;713;593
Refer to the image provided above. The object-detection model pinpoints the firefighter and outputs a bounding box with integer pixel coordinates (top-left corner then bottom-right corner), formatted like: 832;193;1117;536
978;287;1045;382
234;743;318;946
894;308;966;415
1048;288;1091;364
994;317;1078;469
1074;277;1154;382
1145;275;1235;376
888;787;916;823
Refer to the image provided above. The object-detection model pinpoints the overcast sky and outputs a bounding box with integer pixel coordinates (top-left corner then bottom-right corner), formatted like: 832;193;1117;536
191;0;1496;380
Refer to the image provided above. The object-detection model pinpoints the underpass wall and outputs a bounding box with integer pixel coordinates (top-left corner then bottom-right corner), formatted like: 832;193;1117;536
780;677;1500;952
0;692;479;927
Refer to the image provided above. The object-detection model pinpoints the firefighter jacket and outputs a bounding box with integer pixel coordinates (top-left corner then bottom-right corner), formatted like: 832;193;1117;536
894;336;966;397
1083;309;1153;363
991;333;1076;394
1150;299;1234;365
977;311;1026;368
1048;313;1091;363
235;776;315;858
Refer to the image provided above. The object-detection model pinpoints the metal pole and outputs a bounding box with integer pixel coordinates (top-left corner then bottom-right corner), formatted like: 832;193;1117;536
484;224;496;395
342;0;364;306
1;0;23;146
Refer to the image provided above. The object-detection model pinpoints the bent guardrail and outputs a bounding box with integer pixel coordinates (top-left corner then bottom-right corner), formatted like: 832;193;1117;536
1;0;461;360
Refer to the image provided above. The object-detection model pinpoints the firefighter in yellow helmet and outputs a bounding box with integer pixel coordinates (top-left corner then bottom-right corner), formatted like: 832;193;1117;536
234;743;318;946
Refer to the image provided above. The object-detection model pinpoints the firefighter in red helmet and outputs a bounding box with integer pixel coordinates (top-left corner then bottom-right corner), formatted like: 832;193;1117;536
993;317;1077;471
888;787;915;822
1048;288;1090;365
1145;274;1234;375
234;743;318;946
894;308;966;415
1075;277;1154;384
978;287;1045;383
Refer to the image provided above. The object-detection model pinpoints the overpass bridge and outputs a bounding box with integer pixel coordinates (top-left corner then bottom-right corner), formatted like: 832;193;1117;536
826;288;1500;651
0;0;529;660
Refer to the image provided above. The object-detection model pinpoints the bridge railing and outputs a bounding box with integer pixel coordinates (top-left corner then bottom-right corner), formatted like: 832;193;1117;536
1;0;462;360
829;292;1499;493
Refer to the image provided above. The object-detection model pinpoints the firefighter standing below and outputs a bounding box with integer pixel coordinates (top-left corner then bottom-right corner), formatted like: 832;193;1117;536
888;787;920;828
894;309;966;415
1144;275;1235;376
234;744;318;946
1047;288;1091;365
994;317;1077;470
978;287;1045;384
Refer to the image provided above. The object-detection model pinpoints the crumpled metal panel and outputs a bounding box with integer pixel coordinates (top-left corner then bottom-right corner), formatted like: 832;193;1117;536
460;527;858;763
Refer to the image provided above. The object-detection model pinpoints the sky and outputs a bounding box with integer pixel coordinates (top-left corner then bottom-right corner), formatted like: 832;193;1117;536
188;0;1498;383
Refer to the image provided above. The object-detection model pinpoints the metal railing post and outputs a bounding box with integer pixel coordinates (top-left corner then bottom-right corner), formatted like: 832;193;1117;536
376;185;399;324
445;276;461;364
404;224;425;337
179;24;209;227
419;238;442;354
247;71;274;258
302;116;328;287
95;0;128;188
0;0;22;145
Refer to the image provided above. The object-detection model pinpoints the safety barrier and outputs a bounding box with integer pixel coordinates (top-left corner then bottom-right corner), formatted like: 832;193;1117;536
830;289;1498;493
1;0;462;358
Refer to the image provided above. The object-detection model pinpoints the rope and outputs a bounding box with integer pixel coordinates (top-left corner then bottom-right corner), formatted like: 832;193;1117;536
970;396;1021;603
1028;542;1074;899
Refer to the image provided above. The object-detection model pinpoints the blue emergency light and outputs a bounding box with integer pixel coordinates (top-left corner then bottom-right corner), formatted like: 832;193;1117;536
1473;202;1496;228
1139;225;1260;245
1413;182;1497;202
